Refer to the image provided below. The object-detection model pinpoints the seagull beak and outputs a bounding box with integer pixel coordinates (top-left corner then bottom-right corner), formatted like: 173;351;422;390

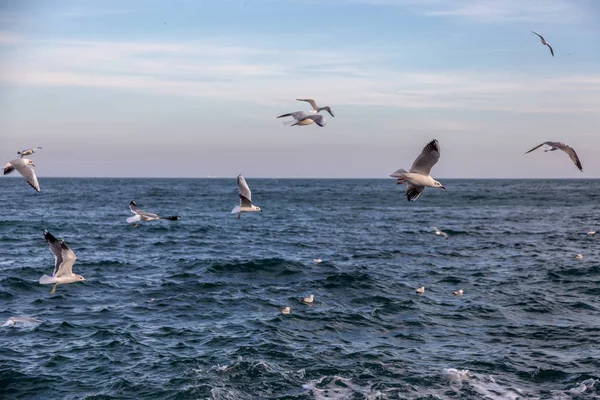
441;186;446;190
31;163;36;167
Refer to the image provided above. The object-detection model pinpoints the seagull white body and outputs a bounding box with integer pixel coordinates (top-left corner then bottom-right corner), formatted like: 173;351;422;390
525;141;582;172
313;258;323;263
587;231;596;236
3;158;40;192
2;317;43;327
302;294;315;304
416;286;425;294
430;226;449;240
231;174;261;218
127;200;180;228
17;146;42;158
576;254;583;260
531;31;554;57
452;289;464;296
277;98;334;128
390;139;445;201
280;306;291;314
39;230;85;294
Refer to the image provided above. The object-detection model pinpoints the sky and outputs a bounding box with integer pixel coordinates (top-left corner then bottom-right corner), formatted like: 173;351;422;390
0;0;599;178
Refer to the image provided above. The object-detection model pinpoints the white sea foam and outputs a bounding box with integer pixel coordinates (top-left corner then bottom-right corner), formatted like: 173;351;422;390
302;375;386;400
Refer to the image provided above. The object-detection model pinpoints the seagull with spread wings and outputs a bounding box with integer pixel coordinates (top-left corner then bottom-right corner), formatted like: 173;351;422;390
531;31;554;57
39;230;85;294
390;139;446;201
127;200;180;228
525;141;583;172
277;98;334;127
17;147;42;158
3;158;41;192
231;174;261;219
430;226;449;240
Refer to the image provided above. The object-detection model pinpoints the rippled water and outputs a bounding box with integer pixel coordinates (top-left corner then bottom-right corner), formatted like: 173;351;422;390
1;178;599;399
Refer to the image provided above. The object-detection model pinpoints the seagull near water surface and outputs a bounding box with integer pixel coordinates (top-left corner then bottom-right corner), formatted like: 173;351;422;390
277;98;334;127
525;142;583;172
231;174;261;219
390;139;445;201
3;158;40;192
531;31;554;57
127;201;181;228
39;230;85;294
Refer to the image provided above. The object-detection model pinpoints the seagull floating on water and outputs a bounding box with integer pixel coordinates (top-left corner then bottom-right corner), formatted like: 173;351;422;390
17;147;42;158
587;231;596;236
39;230;85;294
313;258;323;263
127;201;180;228
3;158;40;192
416;286;425;294
280;306;291;315
231;174;261;219
452;289;464;296
531;31;554;57
390;139;445;201
525;141;582;172
430;226;449;240
277;98;334;128
302;294;315;304
2;317;43;327
575;254;583;260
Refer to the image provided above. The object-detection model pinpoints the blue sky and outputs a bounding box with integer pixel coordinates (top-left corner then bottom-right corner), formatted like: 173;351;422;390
1;0;599;178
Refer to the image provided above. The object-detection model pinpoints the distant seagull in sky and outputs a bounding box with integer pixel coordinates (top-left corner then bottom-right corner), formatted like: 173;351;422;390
296;99;335;117
2;317;43;327
280;306;291;315
587;231;596;236
302;294;315;304
416;286;425;294
127;201;180;228
17;146;42;158
39;230;85;294
231;174;261;219
3;158;40;192
430;226;449;240
452;289;464;296
531;31;554;57
390;139;445;201
525;142;583;172
277;98;334;128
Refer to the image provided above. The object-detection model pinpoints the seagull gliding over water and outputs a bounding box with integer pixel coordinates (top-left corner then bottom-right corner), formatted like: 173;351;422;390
231;174;261;219
3;158;40;192
525;142;583;172
39;230;85;294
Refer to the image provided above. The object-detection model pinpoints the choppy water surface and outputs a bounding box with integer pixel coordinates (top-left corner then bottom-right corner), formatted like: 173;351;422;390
1;178;599;399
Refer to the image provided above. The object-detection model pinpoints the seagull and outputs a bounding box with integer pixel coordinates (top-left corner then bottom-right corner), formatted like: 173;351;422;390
17;147;42;158
313;258;323;263
525;142;583;172
430;226;449;240
3;158;40;192
39;230;85;294
302;294;315;304
231;174;261;219
575;254;583;260
452;289;464;296
587;231;596;236
280;306;291;315
2;317;43;327
127;200;181;228
416;286;425;294
390;139;445;201
277;98;334;127
531;31;554;57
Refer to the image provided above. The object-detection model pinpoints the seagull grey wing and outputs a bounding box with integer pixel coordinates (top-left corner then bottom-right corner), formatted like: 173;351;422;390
441;232;449;240
296;98;318;111
406;185;424;201
556;143;583;171
291;111;308;120
531;31;544;40
45;230;64;276
13;162;40;192
410;139;440;175
55;241;77;277
137;209;160;219
524;142;547;154
237;175;252;203
547;44;554;57
3;163;15;175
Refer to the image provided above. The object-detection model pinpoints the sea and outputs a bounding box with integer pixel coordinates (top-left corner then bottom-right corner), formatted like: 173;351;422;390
1;178;599;400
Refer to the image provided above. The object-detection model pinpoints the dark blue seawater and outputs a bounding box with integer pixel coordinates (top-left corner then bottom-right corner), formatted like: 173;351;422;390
1;178;600;399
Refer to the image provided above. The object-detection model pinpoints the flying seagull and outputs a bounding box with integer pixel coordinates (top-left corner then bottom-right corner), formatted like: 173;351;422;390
430;226;449;240
231;174;261;219
295;99;335;117
277;98;334;127
531;31;554;57
525;142;583;172
17;147;42;158
3;158;40;192
127;200;180;228
390;139;446;201
39;230;85;294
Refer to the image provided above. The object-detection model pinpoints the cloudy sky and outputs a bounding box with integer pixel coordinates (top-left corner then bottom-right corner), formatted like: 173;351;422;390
1;0;599;178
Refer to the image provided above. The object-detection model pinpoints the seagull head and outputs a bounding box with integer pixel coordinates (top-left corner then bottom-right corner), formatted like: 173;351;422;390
434;180;446;190
24;159;35;167
76;274;86;281
254;205;262;212
130;200;137;206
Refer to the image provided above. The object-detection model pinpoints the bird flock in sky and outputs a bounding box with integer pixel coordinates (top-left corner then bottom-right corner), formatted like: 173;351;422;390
1;31;590;318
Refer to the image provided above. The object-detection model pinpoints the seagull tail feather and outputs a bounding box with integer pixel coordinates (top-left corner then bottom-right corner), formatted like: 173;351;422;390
39;275;57;285
231;205;241;215
389;168;408;178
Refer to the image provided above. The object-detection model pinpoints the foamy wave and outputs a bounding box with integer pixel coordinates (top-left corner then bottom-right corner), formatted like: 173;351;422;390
302;375;386;400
